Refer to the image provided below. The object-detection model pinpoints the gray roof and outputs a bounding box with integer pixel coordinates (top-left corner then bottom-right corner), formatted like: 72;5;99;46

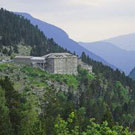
31;57;45;61
15;56;33;59
42;53;77;59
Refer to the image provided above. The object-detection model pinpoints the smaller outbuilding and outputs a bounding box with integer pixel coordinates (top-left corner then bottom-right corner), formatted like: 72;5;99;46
31;57;46;69
14;56;33;66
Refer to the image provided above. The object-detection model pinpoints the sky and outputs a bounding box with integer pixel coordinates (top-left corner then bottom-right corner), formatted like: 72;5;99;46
0;0;135;42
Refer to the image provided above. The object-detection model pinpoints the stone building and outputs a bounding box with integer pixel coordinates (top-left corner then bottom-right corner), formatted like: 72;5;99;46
14;56;33;65
31;57;45;70
42;53;78;75
14;53;92;75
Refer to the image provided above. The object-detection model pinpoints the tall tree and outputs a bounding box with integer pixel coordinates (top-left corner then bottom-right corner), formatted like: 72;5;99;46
0;86;13;135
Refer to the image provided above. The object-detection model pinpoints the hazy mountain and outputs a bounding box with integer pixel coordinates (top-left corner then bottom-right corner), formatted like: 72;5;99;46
105;33;135;51
129;67;135;80
15;12;115;69
79;41;135;75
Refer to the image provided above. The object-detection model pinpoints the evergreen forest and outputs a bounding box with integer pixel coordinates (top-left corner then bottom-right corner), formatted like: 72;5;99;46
0;8;135;135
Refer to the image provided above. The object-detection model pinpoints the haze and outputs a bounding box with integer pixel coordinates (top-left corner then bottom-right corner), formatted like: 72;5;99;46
0;0;135;41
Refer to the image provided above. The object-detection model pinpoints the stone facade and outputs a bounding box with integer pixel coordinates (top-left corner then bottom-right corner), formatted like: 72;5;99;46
42;53;78;75
31;57;45;70
14;56;33;65
14;53;92;75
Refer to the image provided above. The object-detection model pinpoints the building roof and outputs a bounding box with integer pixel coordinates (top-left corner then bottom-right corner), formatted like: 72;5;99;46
15;56;33;59
42;53;77;59
31;57;45;61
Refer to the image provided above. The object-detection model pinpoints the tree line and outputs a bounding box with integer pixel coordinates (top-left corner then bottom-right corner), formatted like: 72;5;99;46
0;8;68;56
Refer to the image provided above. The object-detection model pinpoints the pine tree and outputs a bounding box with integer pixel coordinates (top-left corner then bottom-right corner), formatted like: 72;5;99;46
19;91;44;135
0;87;13;135
0;77;21;135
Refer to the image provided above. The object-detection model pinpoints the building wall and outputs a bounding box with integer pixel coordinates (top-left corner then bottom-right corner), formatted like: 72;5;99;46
31;59;45;69
14;57;32;65
14;54;92;75
54;58;65;74
53;57;78;75
65;57;78;75
45;58;55;73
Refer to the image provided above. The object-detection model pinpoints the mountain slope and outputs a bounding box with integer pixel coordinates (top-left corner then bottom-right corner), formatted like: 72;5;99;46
0;60;135;133
0;8;67;57
129;67;135;80
15;12;115;69
105;33;135;51
79;41;135;75
1;9;135;134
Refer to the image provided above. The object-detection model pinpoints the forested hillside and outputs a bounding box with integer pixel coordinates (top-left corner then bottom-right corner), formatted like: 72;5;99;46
1;8;135;135
15;12;115;69
0;62;135;134
0;8;66;57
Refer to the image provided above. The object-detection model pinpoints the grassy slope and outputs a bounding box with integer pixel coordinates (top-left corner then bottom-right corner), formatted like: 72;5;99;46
0;63;81;92
0;63;96;115
0;44;32;61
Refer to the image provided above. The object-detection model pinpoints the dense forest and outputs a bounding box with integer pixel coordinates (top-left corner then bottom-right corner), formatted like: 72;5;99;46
0;8;67;56
0;61;135;134
1;8;135;135
0;64;135;135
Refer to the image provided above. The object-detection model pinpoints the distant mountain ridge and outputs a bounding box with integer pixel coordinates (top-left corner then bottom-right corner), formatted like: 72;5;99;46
79;39;135;75
15;12;116;69
105;33;135;51
129;67;135;80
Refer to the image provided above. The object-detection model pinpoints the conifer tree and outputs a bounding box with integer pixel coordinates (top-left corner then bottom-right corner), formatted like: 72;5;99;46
0;87;13;135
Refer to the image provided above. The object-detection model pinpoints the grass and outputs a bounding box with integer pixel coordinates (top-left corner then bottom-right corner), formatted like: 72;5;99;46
50;74;78;89
0;63;79;91
21;65;79;89
0;63;96;92
0;63;7;70
88;73;96;80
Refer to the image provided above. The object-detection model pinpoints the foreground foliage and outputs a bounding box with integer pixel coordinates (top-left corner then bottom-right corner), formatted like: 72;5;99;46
1;62;135;134
55;112;135;135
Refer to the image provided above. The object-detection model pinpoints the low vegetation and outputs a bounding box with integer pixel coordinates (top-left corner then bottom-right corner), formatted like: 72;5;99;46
1;8;135;135
0;62;135;134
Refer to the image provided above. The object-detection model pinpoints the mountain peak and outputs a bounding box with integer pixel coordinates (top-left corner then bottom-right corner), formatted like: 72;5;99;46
15;12;69;39
105;33;135;51
79;33;135;75
107;33;135;40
